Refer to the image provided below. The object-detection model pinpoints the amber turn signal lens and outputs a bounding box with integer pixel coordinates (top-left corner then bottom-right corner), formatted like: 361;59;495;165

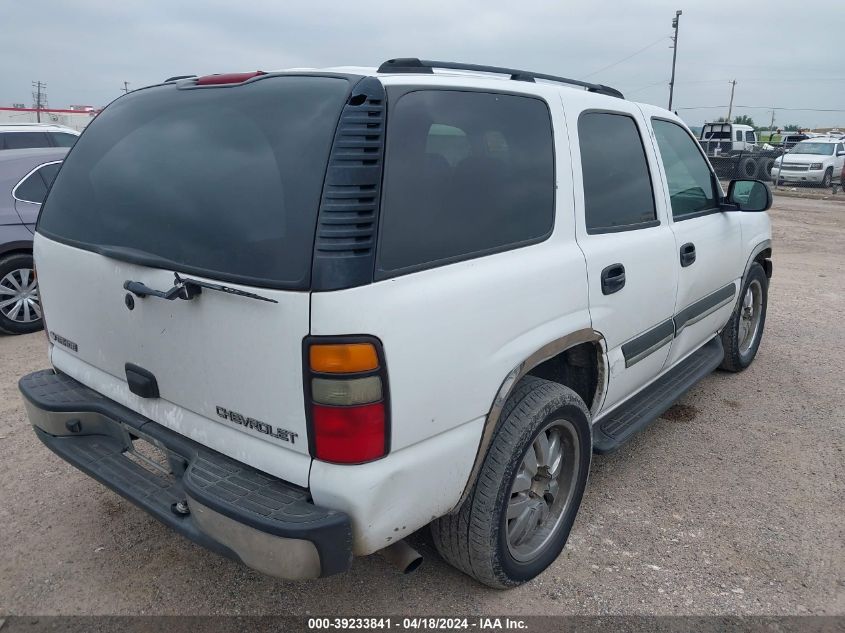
310;343;379;374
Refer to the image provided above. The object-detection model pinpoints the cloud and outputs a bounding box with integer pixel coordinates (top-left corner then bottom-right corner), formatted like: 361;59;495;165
2;0;843;127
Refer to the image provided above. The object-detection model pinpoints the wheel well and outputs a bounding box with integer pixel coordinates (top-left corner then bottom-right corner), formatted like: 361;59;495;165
754;247;772;278
525;341;601;411
0;246;33;260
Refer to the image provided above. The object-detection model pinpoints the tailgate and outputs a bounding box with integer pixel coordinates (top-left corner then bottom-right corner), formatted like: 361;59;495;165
36;234;313;486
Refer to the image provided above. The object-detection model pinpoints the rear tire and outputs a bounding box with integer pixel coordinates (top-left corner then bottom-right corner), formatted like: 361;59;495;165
0;253;43;335
738;156;758;179
720;262;768;372
760;158;775;182
431;377;592;588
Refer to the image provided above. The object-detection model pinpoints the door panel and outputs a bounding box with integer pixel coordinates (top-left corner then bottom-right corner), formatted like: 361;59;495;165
645;112;743;365
14;199;40;225
564;97;678;413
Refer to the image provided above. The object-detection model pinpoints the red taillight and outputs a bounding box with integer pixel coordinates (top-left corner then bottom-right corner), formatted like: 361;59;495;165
305;337;389;464
312;403;386;464
195;71;266;86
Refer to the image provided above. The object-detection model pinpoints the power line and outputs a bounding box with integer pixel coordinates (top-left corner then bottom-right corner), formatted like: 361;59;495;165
626;79;669;94
581;35;669;80
677;105;845;112
625;77;845;91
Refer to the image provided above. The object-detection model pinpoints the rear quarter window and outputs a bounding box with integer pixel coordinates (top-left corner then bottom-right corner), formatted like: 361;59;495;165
376;89;555;276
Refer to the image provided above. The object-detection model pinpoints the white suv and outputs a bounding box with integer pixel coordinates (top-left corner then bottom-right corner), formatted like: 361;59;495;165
771;137;845;187
19;58;773;588
0;124;79;150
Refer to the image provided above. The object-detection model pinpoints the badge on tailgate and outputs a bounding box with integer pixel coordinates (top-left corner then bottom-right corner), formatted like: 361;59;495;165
215;406;299;445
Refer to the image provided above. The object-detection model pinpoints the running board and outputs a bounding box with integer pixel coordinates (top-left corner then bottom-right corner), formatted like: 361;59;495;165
593;336;724;454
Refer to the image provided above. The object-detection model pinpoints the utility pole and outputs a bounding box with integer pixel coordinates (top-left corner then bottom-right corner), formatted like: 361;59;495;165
768;109;776;144
122;81;130;94
668;9;682;111
31;81;47;123
726;79;737;121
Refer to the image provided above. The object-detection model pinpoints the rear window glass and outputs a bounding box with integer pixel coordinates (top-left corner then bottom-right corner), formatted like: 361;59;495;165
377;90;554;275
39;76;350;289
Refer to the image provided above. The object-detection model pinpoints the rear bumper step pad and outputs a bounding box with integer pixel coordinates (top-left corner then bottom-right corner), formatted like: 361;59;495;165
593;336;724;454
19;369;352;579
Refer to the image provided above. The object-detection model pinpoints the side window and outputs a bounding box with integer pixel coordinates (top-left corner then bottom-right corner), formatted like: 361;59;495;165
14;170;48;204
49;132;77;147
37;162;62;188
736;130;743;142
4;132;50;149
837;143;844;155
745;131;756;143
377;90;555;275
578;112;656;233
652;119;719;219
12;163;61;204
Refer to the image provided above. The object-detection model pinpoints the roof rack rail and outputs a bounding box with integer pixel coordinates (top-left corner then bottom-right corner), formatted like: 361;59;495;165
376;58;624;99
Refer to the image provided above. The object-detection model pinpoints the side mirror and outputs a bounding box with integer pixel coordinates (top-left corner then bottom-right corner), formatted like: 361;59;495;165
725;179;772;212
837;151;845;156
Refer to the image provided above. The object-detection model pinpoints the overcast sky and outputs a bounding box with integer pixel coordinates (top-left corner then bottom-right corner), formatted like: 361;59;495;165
3;0;844;129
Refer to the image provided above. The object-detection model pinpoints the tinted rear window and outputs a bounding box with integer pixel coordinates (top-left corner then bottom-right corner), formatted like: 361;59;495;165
377;90;554;275
39;76;350;289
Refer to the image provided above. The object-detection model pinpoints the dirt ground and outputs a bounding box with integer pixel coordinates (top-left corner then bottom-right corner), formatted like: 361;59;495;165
0;195;843;616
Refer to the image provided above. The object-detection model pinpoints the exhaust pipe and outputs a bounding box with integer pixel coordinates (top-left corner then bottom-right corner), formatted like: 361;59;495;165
379;540;423;574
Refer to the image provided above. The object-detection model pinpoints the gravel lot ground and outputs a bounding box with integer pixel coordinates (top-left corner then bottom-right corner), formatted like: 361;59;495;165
0;195;843;617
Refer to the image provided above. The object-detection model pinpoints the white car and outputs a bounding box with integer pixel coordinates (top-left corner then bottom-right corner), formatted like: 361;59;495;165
19;58;773;588
0;124;79;150
771;137;845;187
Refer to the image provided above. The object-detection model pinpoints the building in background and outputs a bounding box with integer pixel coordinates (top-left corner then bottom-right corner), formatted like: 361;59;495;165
0;106;100;132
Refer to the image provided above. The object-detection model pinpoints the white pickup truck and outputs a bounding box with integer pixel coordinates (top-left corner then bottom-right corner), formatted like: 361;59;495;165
20;58;773;588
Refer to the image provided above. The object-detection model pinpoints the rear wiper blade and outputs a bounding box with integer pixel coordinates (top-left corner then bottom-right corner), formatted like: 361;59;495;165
124;273;277;304
174;273;278;304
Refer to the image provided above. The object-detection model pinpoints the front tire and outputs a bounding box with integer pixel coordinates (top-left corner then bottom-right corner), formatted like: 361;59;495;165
431;377;592;588
0;253;43;335
720;262;768;372
821;168;833;188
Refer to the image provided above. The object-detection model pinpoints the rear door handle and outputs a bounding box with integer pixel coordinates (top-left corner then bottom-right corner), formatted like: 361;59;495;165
680;242;696;267
601;263;626;295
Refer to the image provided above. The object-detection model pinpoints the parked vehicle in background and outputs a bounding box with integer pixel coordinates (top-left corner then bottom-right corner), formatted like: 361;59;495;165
771;138;845;187
698;122;783;181
19;59;772;588
780;133;809;150
0;147;68;333
0;124;79;150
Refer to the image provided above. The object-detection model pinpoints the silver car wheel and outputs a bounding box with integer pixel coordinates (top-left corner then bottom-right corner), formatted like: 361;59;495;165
0;268;41;324
506;418;580;562
737;279;762;355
